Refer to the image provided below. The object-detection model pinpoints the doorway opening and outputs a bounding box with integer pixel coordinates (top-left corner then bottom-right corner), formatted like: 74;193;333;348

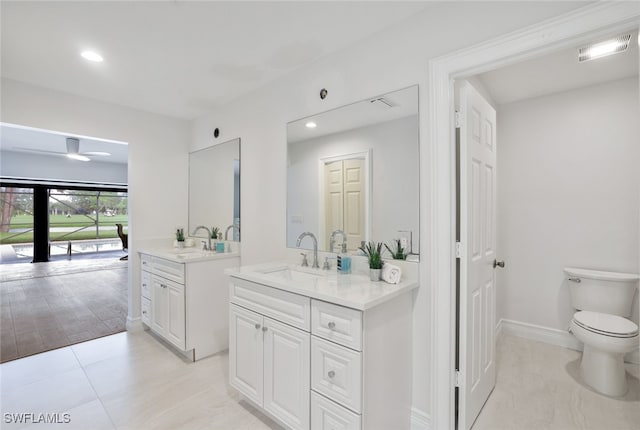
428;4;639;429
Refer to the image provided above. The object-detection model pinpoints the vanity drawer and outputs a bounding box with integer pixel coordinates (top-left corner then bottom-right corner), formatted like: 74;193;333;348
311;337;362;413
312;300;362;351
141;271;151;299
311;391;361;430
140;254;152;272
151;256;185;284
230;278;311;331
141;297;151;325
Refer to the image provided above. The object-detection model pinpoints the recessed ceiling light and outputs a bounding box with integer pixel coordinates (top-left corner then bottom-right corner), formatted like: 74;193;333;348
305;122;317;129
578;34;631;62
67;153;91;162
81;50;104;62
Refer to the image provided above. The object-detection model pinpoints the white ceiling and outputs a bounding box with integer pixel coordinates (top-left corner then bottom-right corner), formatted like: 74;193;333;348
288;85;418;143
1;1;430;120
0;124;129;164
477;30;639;105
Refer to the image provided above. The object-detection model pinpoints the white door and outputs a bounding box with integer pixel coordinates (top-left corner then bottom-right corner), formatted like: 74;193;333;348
264;316;310;430
229;304;264;406
342;159;365;252
458;81;497;430
324;158;365;251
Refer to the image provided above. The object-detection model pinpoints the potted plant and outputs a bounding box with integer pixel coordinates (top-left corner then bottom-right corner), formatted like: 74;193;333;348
385;239;407;260
176;228;185;248
210;227;220;240
359;241;384;281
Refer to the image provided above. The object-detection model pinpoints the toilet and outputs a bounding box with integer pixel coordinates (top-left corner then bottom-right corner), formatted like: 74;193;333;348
565;267;639;397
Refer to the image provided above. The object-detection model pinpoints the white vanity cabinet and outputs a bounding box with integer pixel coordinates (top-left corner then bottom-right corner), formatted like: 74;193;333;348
229;271;415;430
140;251;239;360
229;278;311;430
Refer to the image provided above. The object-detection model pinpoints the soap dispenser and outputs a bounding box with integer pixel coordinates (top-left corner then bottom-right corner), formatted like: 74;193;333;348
337;243;351;274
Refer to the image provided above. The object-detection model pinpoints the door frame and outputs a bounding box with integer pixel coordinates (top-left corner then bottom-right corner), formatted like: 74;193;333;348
427;3;640;429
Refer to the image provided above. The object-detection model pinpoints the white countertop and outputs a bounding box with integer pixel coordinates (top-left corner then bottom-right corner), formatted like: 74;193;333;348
139;247;240;263
227;261;419;311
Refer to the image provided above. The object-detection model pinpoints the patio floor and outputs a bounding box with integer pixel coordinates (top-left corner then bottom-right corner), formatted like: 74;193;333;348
0;258;127;363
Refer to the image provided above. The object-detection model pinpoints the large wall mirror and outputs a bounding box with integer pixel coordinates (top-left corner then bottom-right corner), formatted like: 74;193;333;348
287;86;419;258
189;138;240;241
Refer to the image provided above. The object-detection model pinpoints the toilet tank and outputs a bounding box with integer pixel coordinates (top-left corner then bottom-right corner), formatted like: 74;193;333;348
565;267;639;317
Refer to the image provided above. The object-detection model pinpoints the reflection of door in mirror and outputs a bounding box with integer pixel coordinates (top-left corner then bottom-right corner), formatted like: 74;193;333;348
323;158;365;251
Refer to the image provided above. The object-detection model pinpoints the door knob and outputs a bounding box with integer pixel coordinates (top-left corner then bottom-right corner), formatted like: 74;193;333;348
493;260;505;269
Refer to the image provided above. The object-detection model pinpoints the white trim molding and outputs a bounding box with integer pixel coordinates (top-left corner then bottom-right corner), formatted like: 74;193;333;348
498;318;640;365
411;407;431;430
428;3;640;429
126;316;145;333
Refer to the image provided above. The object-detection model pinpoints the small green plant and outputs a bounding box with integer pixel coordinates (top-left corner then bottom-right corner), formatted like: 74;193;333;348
176;228;185;242
385;239;407;260
359;241;384;269
211;227;220;239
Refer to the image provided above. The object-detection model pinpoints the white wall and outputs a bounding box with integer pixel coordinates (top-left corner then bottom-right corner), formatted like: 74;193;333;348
190;1;587;418
0;150;127;185
1;78;191;327
496;77;640;334
287;116;419;252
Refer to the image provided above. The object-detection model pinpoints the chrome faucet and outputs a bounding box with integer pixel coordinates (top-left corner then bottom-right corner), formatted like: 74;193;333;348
224;224;239;241
296;232;319;268
329;229;347;254
192;225;212;250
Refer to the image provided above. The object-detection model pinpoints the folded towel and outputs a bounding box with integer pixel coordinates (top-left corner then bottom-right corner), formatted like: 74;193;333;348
381;263;402;284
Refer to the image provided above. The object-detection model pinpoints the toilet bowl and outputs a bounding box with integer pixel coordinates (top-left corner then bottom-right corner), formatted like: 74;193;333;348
565;267;639;397
570;311;639;397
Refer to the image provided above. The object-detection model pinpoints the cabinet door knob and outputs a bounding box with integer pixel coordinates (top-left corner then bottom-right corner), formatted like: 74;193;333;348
262;326;268;332
255;323;261;330
327;321;336;329
328;370;335;378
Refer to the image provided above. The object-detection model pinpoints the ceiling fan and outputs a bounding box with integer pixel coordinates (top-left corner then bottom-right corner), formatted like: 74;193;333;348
15;137;111;162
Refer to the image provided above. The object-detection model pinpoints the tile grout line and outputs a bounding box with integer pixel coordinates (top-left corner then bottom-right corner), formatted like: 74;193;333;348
70;343;119;430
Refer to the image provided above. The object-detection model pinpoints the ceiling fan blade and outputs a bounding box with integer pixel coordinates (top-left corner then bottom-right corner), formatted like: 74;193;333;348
12;147;66;156
81;151;110;157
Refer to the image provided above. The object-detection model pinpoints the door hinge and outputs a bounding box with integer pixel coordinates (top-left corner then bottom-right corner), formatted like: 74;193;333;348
455;370;461;387
455;241;463;259
455;111;462;129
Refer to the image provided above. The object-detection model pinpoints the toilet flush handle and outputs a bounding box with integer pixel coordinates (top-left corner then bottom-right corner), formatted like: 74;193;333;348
568;278;582;283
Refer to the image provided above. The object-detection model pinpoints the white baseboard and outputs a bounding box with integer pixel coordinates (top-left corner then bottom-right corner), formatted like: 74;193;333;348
126;316;145;332
410;407;431;430
498;318;639;364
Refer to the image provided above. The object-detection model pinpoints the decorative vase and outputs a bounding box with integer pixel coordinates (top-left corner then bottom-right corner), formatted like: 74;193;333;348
369;268;381;281
177;241;185;249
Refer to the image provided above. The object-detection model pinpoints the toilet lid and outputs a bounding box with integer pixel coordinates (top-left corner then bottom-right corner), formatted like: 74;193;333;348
573;311;638;337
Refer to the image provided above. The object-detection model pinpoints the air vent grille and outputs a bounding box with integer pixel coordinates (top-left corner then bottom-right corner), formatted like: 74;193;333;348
578;33;631;62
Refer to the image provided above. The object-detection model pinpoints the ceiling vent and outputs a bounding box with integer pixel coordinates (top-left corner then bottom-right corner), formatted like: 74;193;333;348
370;97;397;109
578;33;631;62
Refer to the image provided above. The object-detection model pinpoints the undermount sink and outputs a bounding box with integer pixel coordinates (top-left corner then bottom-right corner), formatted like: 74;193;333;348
173;249;209;259
259;266;326;282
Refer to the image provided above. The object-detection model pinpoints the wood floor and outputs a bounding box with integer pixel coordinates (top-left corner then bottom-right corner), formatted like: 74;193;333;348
0;259;127;363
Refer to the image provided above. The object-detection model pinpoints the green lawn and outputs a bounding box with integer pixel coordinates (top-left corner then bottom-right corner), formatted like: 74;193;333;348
0;214;128;245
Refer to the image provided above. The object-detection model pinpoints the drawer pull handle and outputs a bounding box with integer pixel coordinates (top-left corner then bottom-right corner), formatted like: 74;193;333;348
327;321;336;329
161;284;168;289
142;311;147;314
255;323;261;330
328;370;335;378
142;261;147;265
262;327;268;332
142;283;147;287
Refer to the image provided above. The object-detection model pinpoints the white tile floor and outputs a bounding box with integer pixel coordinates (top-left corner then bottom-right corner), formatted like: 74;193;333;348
472;334;640;430
1;330;638;429
0;331;280;430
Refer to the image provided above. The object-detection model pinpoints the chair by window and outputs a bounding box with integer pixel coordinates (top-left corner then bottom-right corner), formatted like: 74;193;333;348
116;223;128;261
